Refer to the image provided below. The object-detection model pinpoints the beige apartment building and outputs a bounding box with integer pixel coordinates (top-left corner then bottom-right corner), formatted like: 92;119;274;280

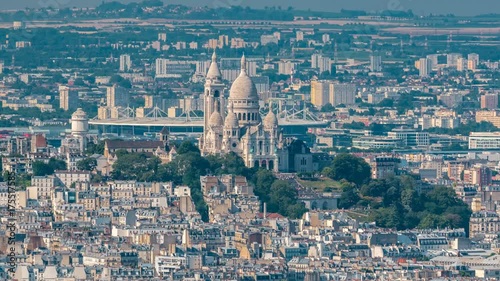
476;110;500;128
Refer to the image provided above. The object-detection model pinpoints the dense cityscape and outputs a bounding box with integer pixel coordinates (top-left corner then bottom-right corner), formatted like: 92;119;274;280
0;1;499;280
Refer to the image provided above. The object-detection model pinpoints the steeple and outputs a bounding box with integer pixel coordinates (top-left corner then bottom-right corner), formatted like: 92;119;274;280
202;49;225;156
206;49;222;80
211;50;217;62
240;53;247;73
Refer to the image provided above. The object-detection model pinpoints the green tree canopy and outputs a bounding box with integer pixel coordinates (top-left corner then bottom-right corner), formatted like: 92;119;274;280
76;157;97;171
111;151;160;181
324;153;371;186
32;161;54;176
320;103;335;112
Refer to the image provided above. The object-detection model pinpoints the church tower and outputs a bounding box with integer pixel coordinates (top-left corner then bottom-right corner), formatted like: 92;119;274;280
201;51;225;155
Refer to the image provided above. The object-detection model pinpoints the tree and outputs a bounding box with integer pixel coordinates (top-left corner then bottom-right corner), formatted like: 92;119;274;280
32;161;54;176
287;203;307;219
268;180;306;218
252;169;276;203
268;180;295;213
111;152;160;181
338;181;360;209
48;158;67;171
343;121;366;130
86;141;105;155
109;74;125;84
176;141;200;155
119;79;132;89
360;179;388;197
326;153;371;186
378;98;394;107
206;152;251;177
76;157;97;171
396;93;414;114
320;103;335;113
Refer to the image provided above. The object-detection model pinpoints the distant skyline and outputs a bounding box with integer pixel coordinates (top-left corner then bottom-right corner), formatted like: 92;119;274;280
0;0;498;16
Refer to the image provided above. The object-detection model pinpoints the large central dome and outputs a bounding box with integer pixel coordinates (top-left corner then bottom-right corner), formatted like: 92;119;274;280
228;54;259;101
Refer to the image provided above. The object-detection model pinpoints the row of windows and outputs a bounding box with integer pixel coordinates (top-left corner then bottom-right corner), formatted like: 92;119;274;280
237;112;258;121
233;100;257;104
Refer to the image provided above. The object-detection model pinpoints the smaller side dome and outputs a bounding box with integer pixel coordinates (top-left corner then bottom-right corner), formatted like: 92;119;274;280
264;109;278;129
209;101;223;127
224;103;239;128
224;113;239;128
209;111;223;127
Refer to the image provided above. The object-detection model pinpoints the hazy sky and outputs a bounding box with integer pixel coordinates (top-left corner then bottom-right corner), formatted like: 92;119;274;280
1;0;498;16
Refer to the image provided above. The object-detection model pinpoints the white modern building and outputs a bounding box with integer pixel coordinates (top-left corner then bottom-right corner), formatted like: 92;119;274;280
388;128;429;147
119;54;131;72
469;132;500;149
418;58;433;77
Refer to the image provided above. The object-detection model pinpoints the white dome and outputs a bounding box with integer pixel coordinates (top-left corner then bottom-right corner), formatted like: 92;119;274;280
224;112;239;128
209;110;223;127
228;54;259;101
264;110;278;128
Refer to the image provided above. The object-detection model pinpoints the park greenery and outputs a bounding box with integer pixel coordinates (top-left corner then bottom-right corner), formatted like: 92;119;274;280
322;153;472;232
32;158;67;176
108;141;306;221
103;145;471;231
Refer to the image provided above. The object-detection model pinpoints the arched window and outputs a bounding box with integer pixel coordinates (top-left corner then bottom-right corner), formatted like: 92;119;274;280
243;113;246;120
254;160;259;168
214;90;220;98
259;141;263;154
269;160;274;170
238;113;241;120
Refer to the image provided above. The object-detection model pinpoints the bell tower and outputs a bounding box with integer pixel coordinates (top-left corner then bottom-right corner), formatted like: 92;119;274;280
202;50;225;154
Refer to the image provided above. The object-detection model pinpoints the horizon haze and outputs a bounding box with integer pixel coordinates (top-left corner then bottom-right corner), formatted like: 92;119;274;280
0;0;498;16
